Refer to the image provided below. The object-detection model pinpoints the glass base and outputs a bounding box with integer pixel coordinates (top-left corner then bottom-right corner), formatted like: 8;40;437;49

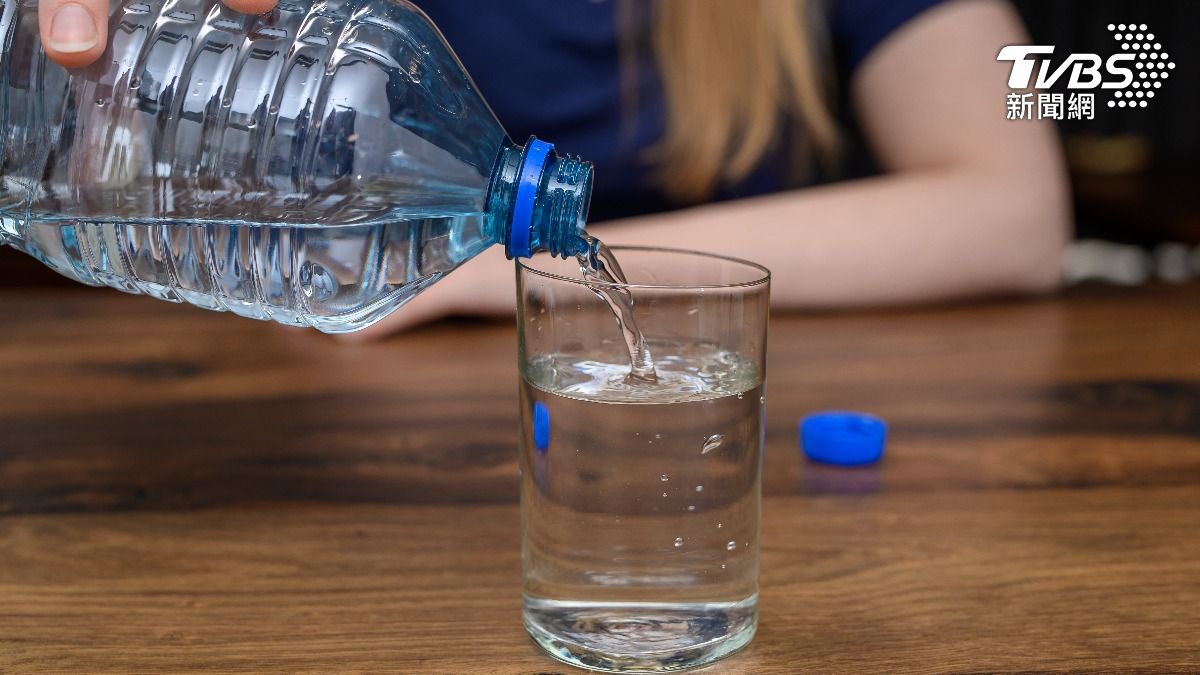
523;596;757;673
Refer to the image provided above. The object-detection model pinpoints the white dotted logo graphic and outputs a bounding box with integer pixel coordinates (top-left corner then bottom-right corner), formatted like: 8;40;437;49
1106;23;1173;108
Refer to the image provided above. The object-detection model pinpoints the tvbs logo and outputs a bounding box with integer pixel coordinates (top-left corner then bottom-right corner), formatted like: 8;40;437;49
996;23;1174;119
997;45;1135;90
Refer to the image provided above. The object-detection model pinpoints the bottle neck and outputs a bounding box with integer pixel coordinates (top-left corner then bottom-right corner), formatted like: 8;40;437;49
487;137;593;259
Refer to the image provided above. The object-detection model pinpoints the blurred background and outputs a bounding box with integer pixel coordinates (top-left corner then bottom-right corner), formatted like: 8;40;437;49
1012;0;1200;284
1;0;1197;288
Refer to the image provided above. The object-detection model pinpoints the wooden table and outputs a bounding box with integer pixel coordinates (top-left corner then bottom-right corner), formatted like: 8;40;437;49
2;283;1198;674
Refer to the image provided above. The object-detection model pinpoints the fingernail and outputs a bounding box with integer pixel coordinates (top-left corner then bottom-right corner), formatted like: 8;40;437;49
48;3;98;53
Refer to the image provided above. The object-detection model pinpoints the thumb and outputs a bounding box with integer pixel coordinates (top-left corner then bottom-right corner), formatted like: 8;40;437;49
38;0;107;69
221;0;277;15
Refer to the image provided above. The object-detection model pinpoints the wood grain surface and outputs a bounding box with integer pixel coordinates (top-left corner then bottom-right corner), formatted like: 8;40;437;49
1;283;1199;674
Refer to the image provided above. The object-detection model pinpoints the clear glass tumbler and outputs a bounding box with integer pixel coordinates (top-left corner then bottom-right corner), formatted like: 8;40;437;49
517;246;770;672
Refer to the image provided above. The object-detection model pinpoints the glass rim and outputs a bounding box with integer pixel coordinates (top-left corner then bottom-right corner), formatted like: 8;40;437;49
516;245;771;291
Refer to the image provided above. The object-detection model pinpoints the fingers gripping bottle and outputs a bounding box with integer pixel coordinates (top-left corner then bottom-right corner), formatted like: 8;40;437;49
0;0;592;332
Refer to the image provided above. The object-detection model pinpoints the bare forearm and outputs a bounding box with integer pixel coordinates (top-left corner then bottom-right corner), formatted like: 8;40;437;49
353;0;1071;340
588;168;1069;308
353;164;1068;341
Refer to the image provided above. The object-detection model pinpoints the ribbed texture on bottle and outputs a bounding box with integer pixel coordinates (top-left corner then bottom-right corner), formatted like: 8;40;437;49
3;0;350;327
3;0;509;333
538;155;593;258
554;155;590;186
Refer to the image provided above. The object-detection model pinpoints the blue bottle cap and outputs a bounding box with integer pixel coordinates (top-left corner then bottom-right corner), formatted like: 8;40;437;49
507;137;555;258
533;401;550;453
800;412;886;466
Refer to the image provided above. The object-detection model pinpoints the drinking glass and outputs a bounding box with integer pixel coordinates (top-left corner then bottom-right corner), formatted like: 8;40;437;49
516;246;770;672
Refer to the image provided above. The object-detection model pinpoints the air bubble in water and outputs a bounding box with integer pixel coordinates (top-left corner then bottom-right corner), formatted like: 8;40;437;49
94;97;108;107
687;505;696;512
660;474;669;482
300;262;337;300
654;433;662;440
674;537;684;548
721;564;727;569
695;485;703;492
737;393;744;400
687;307;699;315
701;434;724;454
662;492;668;498
726;541;737;551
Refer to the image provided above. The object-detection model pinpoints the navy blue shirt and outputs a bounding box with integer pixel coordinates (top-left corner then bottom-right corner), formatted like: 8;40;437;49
418;0;943;222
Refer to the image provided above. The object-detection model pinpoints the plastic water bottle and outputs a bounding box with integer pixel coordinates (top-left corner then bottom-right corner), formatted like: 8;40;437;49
0;0;593;332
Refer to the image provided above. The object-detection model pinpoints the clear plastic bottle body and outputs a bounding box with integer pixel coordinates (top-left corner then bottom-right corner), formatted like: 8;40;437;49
0;0;590;332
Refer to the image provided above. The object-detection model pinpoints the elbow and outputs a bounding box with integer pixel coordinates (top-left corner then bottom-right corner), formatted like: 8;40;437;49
991;164;1072;297
1012;206;1069;296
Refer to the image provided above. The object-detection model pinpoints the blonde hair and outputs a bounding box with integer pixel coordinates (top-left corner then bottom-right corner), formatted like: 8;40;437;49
623;0;838;203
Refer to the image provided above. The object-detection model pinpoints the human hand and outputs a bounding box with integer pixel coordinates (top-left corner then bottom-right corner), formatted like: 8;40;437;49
40;0;278;68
